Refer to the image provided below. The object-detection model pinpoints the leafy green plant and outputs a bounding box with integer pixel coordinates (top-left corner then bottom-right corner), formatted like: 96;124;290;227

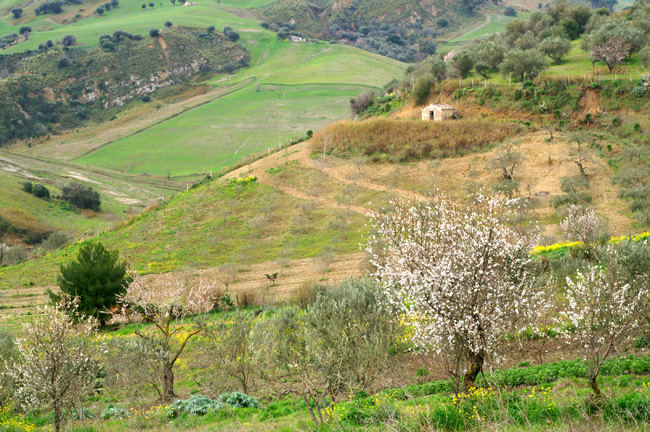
100;404;128;419
219;392;260;408
166;395;224;418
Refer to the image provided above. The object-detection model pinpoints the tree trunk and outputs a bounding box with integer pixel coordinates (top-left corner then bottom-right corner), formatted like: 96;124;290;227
302;394;319;426
589;374;601;396
463;352;484;391
162;362;175;401
54;401;62;432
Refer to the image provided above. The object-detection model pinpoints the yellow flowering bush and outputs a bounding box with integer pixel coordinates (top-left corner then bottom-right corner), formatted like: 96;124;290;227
231;176;257;185
532;232;649;255
0;408;39;432
325;390;402;425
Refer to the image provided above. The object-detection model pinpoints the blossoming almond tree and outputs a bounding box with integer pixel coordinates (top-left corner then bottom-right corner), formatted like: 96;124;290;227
560;205;601;244
10;300;101;432
369;194;546;391
111;274;218;401
557;264;648;396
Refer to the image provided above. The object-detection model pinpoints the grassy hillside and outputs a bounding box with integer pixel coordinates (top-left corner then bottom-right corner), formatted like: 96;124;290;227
0;25;249;143
2;77;646;325
262;0;492;60
74;38;405;176
0;0;404;261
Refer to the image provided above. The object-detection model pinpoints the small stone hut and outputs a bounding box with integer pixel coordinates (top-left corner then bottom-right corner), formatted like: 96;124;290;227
421;103;457;121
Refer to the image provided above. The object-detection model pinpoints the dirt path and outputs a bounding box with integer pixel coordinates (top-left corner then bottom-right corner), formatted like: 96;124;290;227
227;141;428;211
225;142;373;216
158;37;171;68
451;13;492;42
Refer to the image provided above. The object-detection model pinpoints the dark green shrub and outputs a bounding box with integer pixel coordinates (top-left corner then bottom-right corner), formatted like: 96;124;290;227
61;183;100;210
22;181;33;193
32;184;50;199
414;75;435;105
50;241;131;325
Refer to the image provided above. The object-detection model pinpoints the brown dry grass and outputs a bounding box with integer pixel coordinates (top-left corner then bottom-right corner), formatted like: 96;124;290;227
311;118;521;161
0;207;52;244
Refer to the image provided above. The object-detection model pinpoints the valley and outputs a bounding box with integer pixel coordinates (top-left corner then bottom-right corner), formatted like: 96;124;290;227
0;0;649;431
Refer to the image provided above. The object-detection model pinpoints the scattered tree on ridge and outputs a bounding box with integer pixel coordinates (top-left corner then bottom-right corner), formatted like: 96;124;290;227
18;26;31;40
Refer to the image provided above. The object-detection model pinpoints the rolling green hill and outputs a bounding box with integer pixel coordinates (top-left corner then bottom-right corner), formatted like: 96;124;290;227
74;38;405;176
0;0;405;258
0;25;249;143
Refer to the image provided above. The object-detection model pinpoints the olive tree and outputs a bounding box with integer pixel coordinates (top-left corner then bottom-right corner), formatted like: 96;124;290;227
369;194;546;391
539;36;572;64
0;331;17;409
500;48;547;80
253;277;402;426
486;141;525;181
450;50;474;78
201;310;257;393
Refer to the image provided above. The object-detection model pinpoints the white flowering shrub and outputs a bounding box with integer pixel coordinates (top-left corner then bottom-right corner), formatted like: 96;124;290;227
560;205;600;243
369;194;546;390
10;300;100;432
557;263;648;396
111;274;219;401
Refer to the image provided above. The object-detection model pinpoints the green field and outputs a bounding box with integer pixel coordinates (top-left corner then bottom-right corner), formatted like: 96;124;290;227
1;0;405;176
451;12;532;43
74;33;405;176
0;149;182;247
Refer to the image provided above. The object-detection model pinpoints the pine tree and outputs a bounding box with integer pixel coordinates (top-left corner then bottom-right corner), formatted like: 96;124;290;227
50;242;130;325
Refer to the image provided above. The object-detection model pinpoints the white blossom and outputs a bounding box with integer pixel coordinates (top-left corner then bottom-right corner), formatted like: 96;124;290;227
560;205;600;243
556;260;648;395
368;193;546;389
10;298;100;432
111;274;219;400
